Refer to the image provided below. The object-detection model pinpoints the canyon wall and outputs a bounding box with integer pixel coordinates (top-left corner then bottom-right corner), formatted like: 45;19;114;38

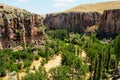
44;9;120;39
0;9;44;49
0;5;120;49
98;9;120;38
44;12;101;33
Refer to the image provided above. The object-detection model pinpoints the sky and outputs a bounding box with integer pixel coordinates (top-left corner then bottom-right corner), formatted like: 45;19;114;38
0;0;116;14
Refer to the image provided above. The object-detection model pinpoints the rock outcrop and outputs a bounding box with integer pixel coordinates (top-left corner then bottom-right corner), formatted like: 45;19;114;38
98;9;120;39
0;9;44;49
44;12;101;33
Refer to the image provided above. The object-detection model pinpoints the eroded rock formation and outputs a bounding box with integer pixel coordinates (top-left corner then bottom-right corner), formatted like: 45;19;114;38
98;9;120;38
0;9;44;49
44;12;101;33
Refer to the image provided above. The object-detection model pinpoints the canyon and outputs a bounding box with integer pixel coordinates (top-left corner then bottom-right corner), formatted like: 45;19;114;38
0;1;120;49
0;1;120;80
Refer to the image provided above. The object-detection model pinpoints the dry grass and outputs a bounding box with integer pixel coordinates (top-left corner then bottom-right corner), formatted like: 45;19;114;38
66;1;120;13
0;3;30;13
85;25;99;33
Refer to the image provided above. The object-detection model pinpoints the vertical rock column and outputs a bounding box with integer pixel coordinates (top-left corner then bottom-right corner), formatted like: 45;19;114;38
0;13;3;49
44;12;101;33
98;9;120;38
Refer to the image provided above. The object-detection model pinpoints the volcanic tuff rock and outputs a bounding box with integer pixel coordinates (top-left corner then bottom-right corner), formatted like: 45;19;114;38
0;7;44;49
98;9;120;39
44;12;101;33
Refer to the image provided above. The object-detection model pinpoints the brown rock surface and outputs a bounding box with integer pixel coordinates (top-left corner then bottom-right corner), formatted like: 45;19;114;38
0;9;44;49
44;12;101;33
98;9;120;38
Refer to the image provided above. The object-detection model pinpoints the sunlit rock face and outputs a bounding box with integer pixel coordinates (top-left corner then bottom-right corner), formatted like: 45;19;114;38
0;10;44;49
98;9;120;39
44;12;101;33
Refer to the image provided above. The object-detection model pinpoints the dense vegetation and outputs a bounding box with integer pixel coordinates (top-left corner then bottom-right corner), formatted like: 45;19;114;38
0;49;34;77
0;29;120;80
22;66;48;80
46;30;120;80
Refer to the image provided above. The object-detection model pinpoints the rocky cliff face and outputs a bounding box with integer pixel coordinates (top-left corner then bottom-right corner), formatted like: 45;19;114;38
98;9;120;38
44;12;101;33
0;9;44;49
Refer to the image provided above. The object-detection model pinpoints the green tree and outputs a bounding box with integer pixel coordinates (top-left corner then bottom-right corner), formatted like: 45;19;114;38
22;66;48;80
106;45;112;72
50;66;70;80
24;60;31;68
113;35;120;66
0;67;6;77
45;39;49;60
9;64;18;72
16;63;22;70
34;55;39;60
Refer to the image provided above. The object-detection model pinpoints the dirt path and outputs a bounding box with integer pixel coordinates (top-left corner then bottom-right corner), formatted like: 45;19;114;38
81;50;86;58
2;55;61;80
44;55;61;72
30;57;42;71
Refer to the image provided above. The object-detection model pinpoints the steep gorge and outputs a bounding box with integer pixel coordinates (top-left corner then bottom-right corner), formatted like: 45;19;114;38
0;2;120;49
44;9;120;39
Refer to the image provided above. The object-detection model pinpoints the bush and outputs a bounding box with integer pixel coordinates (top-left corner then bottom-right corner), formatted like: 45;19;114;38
17;63;22;70
48;48;55;56
22;66;48;80
5;62;11;70
28;54;34;61
0;67;6;77
41;59;48;66
38;49;45;57
25;67;30;73
34;55;39;60
24;60;31;68
47;29;69;40
9;64;18;72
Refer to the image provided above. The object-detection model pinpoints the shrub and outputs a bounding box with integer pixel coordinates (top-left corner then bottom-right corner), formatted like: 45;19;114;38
38;49;45;57
28;54;34;61
22;66;48;80
9;64;18;72
34;55;39;60
47;29;69;40
17;63;22;70
41;59;48;66
5;62;11;70
0;67;6;77
24;60;31;68
25;67;30;73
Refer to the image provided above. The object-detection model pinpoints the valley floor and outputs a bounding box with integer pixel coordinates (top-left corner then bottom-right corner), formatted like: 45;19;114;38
2;55;61;80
